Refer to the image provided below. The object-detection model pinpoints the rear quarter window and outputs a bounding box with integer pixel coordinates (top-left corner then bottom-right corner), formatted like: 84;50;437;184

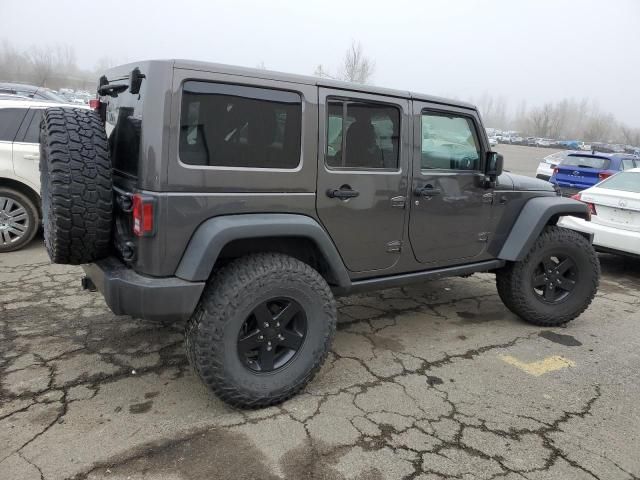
179;81;302;169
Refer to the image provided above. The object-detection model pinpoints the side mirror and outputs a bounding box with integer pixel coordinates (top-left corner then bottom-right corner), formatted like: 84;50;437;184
486;152;504;180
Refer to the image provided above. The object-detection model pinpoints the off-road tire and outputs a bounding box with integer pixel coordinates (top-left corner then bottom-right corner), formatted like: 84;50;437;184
496;226;599;326
39;107;112;265
0;188;39;252
185;253;337;409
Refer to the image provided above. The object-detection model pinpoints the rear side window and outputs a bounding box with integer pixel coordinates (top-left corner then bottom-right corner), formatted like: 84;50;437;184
179;81;302;169
326;99;400;169
598;171;640;193
0;108;27;142
23;109;43;143
421;112;481;170
562;156;610;169
621;159;636;170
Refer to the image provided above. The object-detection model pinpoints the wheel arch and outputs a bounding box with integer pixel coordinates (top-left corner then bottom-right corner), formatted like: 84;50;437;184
498;196;590;262
174;214;351;287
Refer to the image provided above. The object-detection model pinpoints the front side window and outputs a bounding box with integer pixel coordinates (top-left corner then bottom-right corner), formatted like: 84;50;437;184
179;81;302;169
421;112;481;170
326;99;400;169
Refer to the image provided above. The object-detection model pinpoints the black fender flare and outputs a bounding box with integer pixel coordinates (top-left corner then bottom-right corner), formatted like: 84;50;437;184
174;213;351;286
498;196;590;261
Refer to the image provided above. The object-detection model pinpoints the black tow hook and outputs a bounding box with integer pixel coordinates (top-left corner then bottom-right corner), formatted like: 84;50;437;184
81;276;97;292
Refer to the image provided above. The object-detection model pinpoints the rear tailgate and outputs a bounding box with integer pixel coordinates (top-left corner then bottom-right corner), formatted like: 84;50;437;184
554;155;611;192
582;189;640;233
555;165;602;190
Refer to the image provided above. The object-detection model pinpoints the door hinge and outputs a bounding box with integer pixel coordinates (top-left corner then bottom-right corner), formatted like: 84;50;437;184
386;240;403;253
390;196;406;208
477;232;490;242
482;192;495;204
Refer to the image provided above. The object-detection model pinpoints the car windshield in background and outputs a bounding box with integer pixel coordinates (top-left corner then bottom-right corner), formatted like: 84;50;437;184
544;151;570;163
40;90;66;102
561;156;610;169
598;171;640;193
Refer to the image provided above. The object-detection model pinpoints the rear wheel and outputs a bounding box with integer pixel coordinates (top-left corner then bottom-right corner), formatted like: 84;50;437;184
185;253;337;408
0;188;39;252
496;226;599;326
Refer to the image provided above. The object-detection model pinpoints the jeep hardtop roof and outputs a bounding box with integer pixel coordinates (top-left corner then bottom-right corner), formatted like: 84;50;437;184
104;59;476;111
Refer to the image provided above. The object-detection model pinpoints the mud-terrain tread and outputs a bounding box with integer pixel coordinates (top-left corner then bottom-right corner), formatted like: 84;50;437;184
39;107;112;264
0;187;39;252
496;226;599;326
185;253;337;409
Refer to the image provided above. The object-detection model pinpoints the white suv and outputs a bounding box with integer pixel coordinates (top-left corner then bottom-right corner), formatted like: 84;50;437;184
0;98;88;251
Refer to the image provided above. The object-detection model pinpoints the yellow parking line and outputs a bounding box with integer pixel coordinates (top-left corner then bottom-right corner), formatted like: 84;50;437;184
499;355;575;376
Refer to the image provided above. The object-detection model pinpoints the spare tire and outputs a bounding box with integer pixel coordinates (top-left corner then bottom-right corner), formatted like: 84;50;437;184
39;107;113;265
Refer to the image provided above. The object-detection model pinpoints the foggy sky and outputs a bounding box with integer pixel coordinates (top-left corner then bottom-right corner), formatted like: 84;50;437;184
2;0;639;126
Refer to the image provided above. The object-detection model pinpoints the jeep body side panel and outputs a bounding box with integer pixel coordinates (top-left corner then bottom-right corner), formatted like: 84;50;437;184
175;213;351;287
497;196;590;261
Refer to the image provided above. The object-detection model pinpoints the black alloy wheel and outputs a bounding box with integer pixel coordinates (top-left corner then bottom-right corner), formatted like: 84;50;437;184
531;255;577;303
237;297;307;372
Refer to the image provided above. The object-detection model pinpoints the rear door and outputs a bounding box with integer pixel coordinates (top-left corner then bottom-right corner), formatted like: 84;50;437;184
12;108;43;190
408;103;493;266
316;88;409;273
0;107;29;181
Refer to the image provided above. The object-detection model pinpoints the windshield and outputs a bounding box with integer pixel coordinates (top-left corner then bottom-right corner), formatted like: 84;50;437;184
598;171;640;193
560;155;610;169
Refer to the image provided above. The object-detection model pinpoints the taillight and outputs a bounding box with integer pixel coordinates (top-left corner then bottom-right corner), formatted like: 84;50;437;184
132;194;155;236
598;171;613;181
553;167;559;175
88;98;101;110
571;192;597;218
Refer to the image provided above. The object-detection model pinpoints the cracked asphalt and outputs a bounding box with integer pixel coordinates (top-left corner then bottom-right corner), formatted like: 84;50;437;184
2;241;640;480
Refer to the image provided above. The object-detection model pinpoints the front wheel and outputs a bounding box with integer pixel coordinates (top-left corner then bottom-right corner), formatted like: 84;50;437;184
185;253;337;408
496;226;599;326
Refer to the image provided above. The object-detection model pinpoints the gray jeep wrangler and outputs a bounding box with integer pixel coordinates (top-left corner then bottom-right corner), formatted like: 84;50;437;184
39;60;599;408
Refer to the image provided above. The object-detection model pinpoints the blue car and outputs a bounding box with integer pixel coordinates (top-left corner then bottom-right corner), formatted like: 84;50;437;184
549;151;639;196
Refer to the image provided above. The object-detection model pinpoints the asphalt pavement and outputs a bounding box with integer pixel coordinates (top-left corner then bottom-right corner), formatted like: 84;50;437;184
2;145;639;480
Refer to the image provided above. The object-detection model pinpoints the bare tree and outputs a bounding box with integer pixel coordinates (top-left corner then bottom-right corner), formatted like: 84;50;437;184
620;126;640;146
338;41;375;84
26;45;54;86
313;64;337;80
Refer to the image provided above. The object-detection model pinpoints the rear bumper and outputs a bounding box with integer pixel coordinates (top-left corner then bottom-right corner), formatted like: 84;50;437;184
83;257;205;322
559;216;640;256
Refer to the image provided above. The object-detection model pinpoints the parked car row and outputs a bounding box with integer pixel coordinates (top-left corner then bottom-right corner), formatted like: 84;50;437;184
0;82;95;106
532;148;640;258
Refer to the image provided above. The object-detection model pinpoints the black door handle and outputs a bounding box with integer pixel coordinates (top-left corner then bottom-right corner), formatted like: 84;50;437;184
415;185;442;197
327;188;360;199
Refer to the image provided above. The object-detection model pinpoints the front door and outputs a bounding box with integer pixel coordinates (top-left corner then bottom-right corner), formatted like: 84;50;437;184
316;88;409;273
409;103;493;266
